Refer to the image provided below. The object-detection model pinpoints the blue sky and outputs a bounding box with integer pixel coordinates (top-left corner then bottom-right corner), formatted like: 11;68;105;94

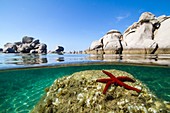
0;0;170;52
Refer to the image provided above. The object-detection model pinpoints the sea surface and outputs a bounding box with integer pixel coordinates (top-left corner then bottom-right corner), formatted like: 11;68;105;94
0;53;170;113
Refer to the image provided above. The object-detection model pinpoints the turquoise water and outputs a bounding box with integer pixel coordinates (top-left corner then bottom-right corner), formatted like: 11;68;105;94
0;63;170;113
0;53;170;112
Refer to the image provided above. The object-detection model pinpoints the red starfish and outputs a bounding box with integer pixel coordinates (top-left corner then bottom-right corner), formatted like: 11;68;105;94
96;70;141;94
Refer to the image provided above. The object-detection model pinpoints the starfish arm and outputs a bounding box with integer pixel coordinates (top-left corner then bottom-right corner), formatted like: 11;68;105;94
116;80;141;93
96;78;112;83
102;70;117;79
117;76;135;82
99;70;141;93
103;81;113;94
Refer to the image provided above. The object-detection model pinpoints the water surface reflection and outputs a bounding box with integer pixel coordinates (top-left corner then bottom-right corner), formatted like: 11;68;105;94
0;53;170;70
88;54;170;66
4;54;48;65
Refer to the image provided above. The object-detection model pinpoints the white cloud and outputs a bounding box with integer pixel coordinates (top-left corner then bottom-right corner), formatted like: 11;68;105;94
115;13;130;22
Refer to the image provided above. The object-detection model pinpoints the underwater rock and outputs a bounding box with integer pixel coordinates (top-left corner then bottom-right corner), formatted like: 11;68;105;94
31;70;170;113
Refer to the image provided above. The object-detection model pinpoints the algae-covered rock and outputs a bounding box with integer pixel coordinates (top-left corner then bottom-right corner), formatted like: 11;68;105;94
31;70;170;113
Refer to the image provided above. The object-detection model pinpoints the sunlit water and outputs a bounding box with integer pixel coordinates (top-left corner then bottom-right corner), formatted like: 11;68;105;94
0;53;170;113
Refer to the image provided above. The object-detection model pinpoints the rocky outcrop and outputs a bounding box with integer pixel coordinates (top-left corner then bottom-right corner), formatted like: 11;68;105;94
22;36;34;43
88;30;124;54
31;70;170;113
3;43;18;53
102;30;122;50
49;46;64;54
86;12;170;54
0;48;3;52
90;40;103;50
55;46;64;53
123;12;160;54
154;17;170;48
3;36;47;54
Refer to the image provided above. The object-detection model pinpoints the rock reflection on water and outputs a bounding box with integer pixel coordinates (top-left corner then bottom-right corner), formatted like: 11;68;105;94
1;53;67;66
1;53;170;67
4;54;48;65
88;54;170;66
21;54;48;64
56;57;64;62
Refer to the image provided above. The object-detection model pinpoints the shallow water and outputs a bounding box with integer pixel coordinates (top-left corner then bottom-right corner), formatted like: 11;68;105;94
0;53;170;112
0;64;170;113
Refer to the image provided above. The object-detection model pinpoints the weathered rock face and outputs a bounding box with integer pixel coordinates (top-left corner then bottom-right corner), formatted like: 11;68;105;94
87;12;170;54
3;36;47;54
123;23;158;54
123;12;160;54
124;23;155;48
55;46;64;53
102;30;122;50
22;36;34;43
49;46;64;54
0;48;3;52
154;18;170;48
139;12;155;22
90;40;103;50
3;43;17;53
89;30;123;54
31;70;170;113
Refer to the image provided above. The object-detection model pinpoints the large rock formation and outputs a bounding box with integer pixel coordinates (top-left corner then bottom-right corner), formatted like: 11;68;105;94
123;12;160;54
102;30;122;50
3;36;47;54
31;70;170;113
154;17;170;48
86;12;170;54
88;30;124;54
